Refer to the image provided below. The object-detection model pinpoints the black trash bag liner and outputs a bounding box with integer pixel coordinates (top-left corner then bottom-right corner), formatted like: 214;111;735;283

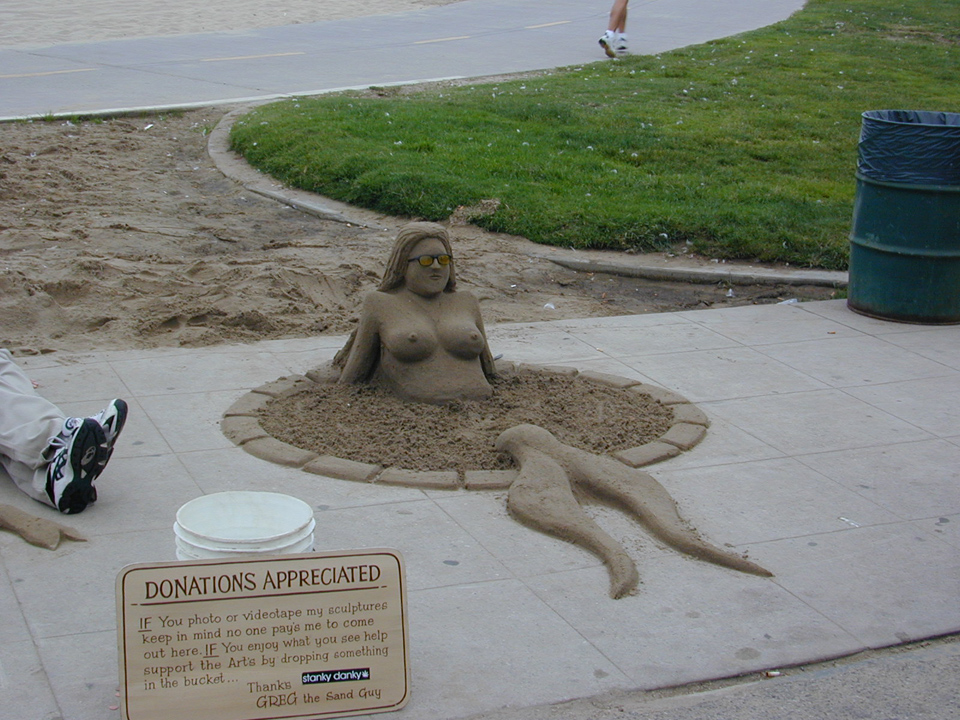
858;110;960;185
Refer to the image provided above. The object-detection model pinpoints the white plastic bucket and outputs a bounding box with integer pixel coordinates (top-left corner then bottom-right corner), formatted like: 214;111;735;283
174;491;315;560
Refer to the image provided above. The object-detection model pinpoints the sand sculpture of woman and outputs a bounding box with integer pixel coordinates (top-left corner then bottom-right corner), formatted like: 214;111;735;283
335;222;770;598
336;222;496;404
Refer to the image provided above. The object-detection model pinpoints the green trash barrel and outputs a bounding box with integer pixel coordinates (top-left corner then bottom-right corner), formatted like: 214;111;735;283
847;110;960;324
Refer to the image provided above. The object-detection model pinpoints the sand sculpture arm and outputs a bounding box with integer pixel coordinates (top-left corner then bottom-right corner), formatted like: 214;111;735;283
471;294;497;380
480;341;496;380
338;294;384;385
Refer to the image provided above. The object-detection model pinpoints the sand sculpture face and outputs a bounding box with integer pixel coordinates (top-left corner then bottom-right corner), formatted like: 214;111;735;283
239;222;775;599
403;238;451;298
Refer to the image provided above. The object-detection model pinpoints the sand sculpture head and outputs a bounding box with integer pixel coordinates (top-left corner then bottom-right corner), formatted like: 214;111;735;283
335;222;496;404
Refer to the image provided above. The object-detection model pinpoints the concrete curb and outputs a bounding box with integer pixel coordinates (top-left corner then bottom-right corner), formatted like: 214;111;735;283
542;254;848;288
207;105;387;228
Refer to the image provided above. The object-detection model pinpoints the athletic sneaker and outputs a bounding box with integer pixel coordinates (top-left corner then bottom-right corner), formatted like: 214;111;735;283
45;417;107;514
614;35;628;56
86;398;128;504
599;30;617;58
92;398;128;466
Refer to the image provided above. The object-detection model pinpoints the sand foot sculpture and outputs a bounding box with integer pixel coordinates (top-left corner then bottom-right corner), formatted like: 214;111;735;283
497;424;771;598
226;222;772;598
0;504;86;549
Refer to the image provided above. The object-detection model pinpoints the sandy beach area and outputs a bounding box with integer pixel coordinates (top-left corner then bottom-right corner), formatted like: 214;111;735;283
0;0;460;48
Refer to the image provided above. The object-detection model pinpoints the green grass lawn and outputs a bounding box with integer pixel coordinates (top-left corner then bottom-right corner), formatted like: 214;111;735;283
229;0;958;270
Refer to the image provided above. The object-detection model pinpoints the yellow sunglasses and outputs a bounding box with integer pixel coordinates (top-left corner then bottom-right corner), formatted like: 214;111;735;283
408;254;452;267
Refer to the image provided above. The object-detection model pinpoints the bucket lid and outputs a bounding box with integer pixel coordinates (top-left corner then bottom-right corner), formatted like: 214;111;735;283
175;491;315;544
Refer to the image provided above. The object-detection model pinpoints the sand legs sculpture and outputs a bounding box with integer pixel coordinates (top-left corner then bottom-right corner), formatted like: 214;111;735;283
496;424;773;599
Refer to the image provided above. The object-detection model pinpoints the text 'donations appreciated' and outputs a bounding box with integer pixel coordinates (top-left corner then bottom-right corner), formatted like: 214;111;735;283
116;549;409;720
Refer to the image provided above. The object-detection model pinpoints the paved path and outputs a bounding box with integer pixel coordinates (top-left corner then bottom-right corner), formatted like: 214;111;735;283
0;0;805;120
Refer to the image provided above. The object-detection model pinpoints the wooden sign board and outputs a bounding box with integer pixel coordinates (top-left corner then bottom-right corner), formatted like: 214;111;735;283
117;549;409;720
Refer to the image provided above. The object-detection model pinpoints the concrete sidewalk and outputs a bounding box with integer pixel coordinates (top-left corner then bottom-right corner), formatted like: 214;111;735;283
0;0;806;120
2;300;958;719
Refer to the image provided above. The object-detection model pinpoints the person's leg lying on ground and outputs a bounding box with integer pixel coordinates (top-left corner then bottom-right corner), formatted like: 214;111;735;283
0;349;127;513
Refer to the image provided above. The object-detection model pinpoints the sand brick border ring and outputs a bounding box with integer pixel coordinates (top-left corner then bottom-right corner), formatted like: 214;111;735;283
220;361;710;488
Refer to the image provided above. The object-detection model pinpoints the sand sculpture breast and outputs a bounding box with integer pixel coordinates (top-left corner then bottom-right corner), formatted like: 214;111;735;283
223;222;771;598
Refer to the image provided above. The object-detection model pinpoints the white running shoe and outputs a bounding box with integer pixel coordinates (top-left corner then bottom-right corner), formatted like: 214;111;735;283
92;398;128;464
45;417;107;514
45;399;128;513
87;398;129;505
599;30;617;58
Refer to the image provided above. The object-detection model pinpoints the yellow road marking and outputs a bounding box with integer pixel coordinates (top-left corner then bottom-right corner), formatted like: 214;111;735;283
200;52;306;62
0;67;97;79
526;21;571;29
413;35;471;45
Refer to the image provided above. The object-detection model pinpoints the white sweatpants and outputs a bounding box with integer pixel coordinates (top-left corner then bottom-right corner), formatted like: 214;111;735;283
0;349;64;506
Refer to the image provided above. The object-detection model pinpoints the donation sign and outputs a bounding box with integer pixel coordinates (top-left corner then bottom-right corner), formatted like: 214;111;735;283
116;549;409;720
